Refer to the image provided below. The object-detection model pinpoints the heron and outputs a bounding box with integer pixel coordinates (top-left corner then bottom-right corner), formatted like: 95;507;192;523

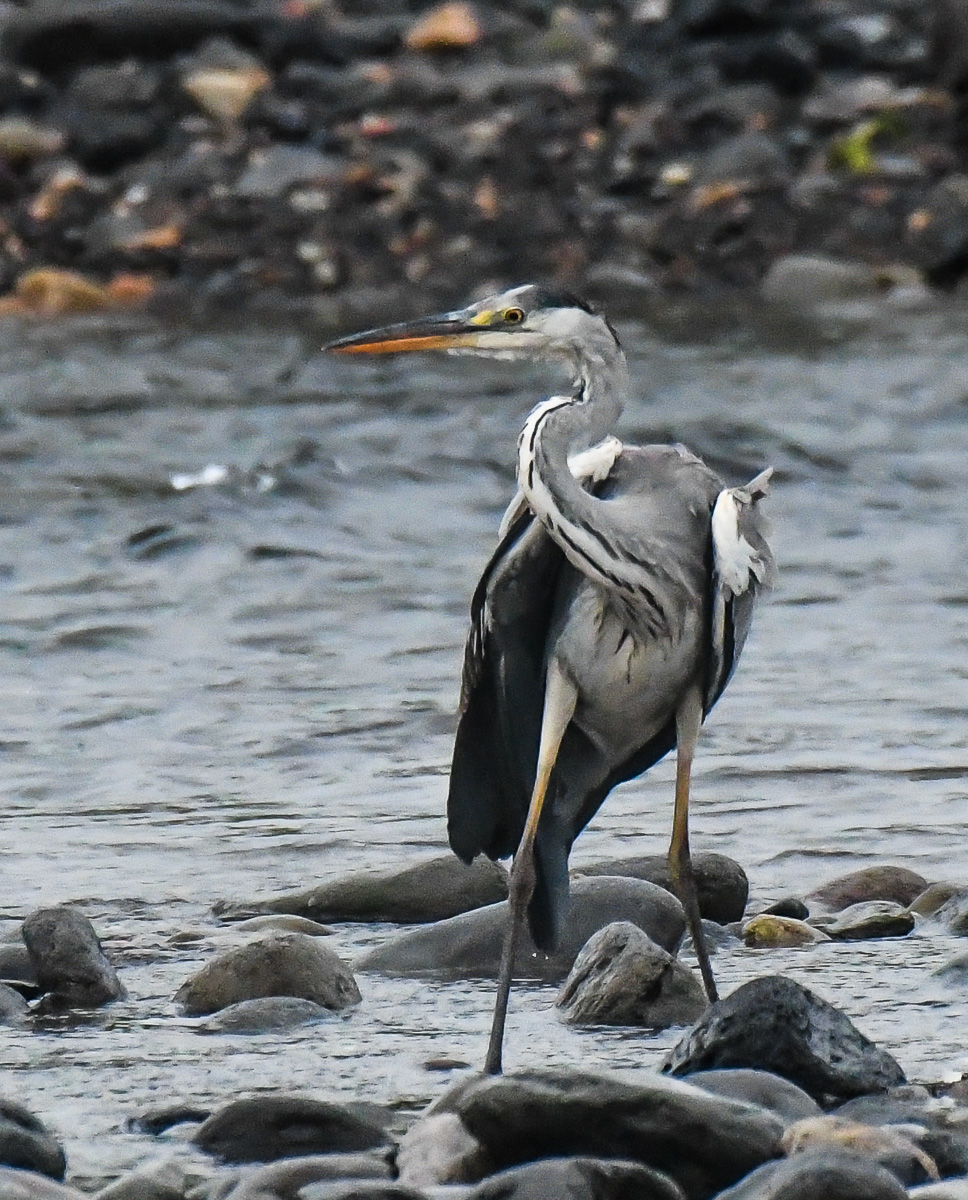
326;284;774;1074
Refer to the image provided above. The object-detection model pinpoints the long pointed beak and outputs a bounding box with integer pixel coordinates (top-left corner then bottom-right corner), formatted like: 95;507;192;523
323;310;483;355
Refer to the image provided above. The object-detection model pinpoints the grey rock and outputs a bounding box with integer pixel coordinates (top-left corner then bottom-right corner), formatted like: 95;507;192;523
0;982;29;1024
938;893;968;936
0;940;37;987
578;852;748;924
0;1168;85;1199
825;901;915;941
233;147;343;199
908;884;964;918
0;1099;67;1180
358;877;684;981
439;1068;783;1198
931;952;968;984
395;1112;489;1189
95;1158;194;1200
761;256;886;308
193;1096;389;1165
556;922;706;1028
225;1153;391;1199
175;932;360;1016
299;1186;425;1200
232;916;334;937
22;906;123;1009
197;997;333;1033
662;975;905;1102
694;132;789;186
714;1147;907;1199
467;1156;685;1200
807;867;928;913
217;856;507;925
685;1070;821;1124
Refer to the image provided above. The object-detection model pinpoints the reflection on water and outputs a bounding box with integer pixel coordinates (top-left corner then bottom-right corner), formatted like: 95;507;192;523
0;303;966;1184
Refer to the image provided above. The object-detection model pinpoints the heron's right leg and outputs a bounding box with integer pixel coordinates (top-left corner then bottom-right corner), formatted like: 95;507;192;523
668;682;718;1003
484;659;577;1075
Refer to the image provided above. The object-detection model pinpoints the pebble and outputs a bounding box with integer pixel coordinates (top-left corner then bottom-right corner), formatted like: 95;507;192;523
21;906;124;1010
556;921;707;1028
215;854;508;925
357;876;685;980
192;1096;390;1165
174;931;360;1016
663;974;906;1101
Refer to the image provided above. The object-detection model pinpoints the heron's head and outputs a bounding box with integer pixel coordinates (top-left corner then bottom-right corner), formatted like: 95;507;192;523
323;284;620;363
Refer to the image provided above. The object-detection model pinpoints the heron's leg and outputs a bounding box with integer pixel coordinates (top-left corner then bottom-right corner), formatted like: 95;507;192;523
668;683;718;1003
484;659;577;1075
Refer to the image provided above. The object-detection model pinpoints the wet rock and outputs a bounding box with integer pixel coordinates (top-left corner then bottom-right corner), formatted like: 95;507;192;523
556;921;706;1028
94;1158;193;1200
0;982;29;1023
685;1069;821;1123
0;939;38;990
0;1169;85;1200
217;855;507;925
908;883;964;918
742;915;829;948
577;853;748;924
358;876;684;980
824;901;915;941
396;1111;490;1189
938;892;968;935
0;1099;67;1180
192;1096;390;1165
21;906;123;1009
760;899;809;920
806;867;928;913
781;1116;937;1185
175;932;360;1016
425;1068;783;1197
197;996;333;1033
662;975;906;1102
467;1156;685;1200
225;1153;392;1200
713;1147;908;1199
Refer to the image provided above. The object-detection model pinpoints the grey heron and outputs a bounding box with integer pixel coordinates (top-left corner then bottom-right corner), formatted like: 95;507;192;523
326;284;774;1074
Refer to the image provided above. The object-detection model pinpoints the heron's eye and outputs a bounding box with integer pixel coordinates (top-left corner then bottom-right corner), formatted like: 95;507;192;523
503;307;525;325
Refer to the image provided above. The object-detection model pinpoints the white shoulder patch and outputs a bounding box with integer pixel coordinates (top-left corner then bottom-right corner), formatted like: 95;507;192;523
712;487;766;597
567;435;623;485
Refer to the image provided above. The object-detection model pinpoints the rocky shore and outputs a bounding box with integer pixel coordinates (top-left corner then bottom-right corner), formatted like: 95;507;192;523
1;0;968;325
4;855;968;1197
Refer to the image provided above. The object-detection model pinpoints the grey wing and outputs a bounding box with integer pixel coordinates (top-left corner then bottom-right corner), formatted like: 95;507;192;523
447;508;565;865
705;467;775;712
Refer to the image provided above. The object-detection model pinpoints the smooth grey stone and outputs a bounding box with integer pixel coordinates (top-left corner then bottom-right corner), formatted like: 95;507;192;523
95;1158;194;1199
0;1098;67;1180
557;922;706;1028
825;901;915;941
0;1168;85;1199
663;975;905;1102
0;940;37;986
577;852;748;924
21;906;123;1009
0;982;29;1024
685;1069;821;1123
198;996;333;1033
175;932;360;1016
225;1153;391;1199
193;1096;389;1165
714;1147;908;1199
216;856;507;926
358;877;684;981
807;867;928;914
938;893;968;936
437;1068;783;1197
467;1156;685;1200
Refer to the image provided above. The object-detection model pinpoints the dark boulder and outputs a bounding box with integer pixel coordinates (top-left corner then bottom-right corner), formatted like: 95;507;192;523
578;852;748;924
21;906;123;1009
357;877;685;980
468;1156;685;1200
713;1147;909;1199
0;1099;67;1180
192;1096;390;1164
662;976;905;1102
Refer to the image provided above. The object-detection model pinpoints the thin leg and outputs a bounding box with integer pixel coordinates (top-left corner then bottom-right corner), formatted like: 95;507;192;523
668;683;718;1003
484;659;577;1075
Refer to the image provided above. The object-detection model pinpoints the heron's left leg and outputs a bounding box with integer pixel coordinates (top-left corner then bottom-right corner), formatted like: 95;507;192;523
484;658;577;1075
668;682;718;1003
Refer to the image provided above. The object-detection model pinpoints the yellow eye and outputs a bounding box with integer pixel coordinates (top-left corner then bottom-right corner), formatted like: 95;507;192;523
503;307;525;324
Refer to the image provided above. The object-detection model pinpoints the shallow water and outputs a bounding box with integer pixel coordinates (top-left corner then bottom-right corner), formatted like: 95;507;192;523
0;300;966;1187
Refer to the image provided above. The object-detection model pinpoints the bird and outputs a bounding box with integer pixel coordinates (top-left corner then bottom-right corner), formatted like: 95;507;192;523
325;284;774;1074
